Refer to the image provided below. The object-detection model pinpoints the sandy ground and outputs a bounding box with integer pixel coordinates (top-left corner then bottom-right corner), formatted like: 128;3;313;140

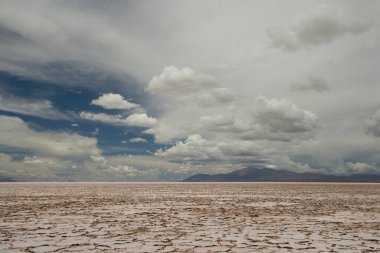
0;183;379;253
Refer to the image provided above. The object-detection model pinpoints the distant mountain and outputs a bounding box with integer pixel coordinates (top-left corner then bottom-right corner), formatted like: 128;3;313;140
183;167;380;182
0;175;16;182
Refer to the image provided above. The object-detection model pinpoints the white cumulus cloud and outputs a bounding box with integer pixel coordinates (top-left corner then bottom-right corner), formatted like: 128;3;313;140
156;134;263;164
80;111;127;125
91;93;139;110
146;66;218;94
128;137;148;143
254;96;318;133
80;112;157;128
145;67;319;144
125;113;158;128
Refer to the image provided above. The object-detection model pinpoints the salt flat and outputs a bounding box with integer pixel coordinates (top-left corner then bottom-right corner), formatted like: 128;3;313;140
0;183;379;252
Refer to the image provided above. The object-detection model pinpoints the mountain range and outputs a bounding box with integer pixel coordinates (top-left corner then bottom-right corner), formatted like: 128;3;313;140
183;167;380;182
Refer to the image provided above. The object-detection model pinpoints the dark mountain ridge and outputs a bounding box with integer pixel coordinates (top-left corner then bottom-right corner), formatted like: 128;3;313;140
183;167;380;182
0;175;16;182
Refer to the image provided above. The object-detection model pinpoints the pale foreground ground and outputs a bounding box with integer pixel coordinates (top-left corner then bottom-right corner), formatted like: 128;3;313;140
0;183;379;253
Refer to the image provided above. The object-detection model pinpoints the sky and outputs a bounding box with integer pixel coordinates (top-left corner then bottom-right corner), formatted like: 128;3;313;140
0;0;380;181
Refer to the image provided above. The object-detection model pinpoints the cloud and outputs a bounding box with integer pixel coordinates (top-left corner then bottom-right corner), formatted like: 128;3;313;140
0;1;379;180
286;126;380;175
80;111;127;125
0;151;193;181
289;76;329;93
0;93;69;120
92;127;99;136
0;1;159;85
125;113;158;128
146;66;320;145
254;96;318;133
0;115;100;160
146;66;235;107
156;134;223;162
146;66;218;94
107;165;140;176
91;93;139;110
80;111;157;128
156;134;264;164
192;96;319;139
145;69;319;145
268;5;369;51
365;110;380;137
196;88;235;107
144;66;239;142
107;154;244;180
0;152;12;162
345;162;379;174
134;65;322;174
0;149;173;181
197;114;237;130
128;137;148;143
142;128;157;135
0;153;114;181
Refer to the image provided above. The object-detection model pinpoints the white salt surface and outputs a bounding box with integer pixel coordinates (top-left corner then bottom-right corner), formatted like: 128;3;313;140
0;183;379;252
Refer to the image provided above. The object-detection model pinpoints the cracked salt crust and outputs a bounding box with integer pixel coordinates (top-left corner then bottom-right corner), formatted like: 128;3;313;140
0;183;379;252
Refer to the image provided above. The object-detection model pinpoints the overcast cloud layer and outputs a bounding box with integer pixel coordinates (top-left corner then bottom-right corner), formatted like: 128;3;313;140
0;0;379;181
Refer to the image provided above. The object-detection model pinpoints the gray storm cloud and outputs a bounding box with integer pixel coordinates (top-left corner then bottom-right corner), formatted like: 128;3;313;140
365;110;380;137
0;115;101;160
268;5;370;51
289;76;329;93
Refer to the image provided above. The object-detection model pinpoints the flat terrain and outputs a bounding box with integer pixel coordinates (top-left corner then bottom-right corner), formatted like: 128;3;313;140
0;183;379;252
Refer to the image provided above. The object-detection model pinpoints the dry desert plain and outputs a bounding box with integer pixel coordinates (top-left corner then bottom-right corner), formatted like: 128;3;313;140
0;183;379;252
